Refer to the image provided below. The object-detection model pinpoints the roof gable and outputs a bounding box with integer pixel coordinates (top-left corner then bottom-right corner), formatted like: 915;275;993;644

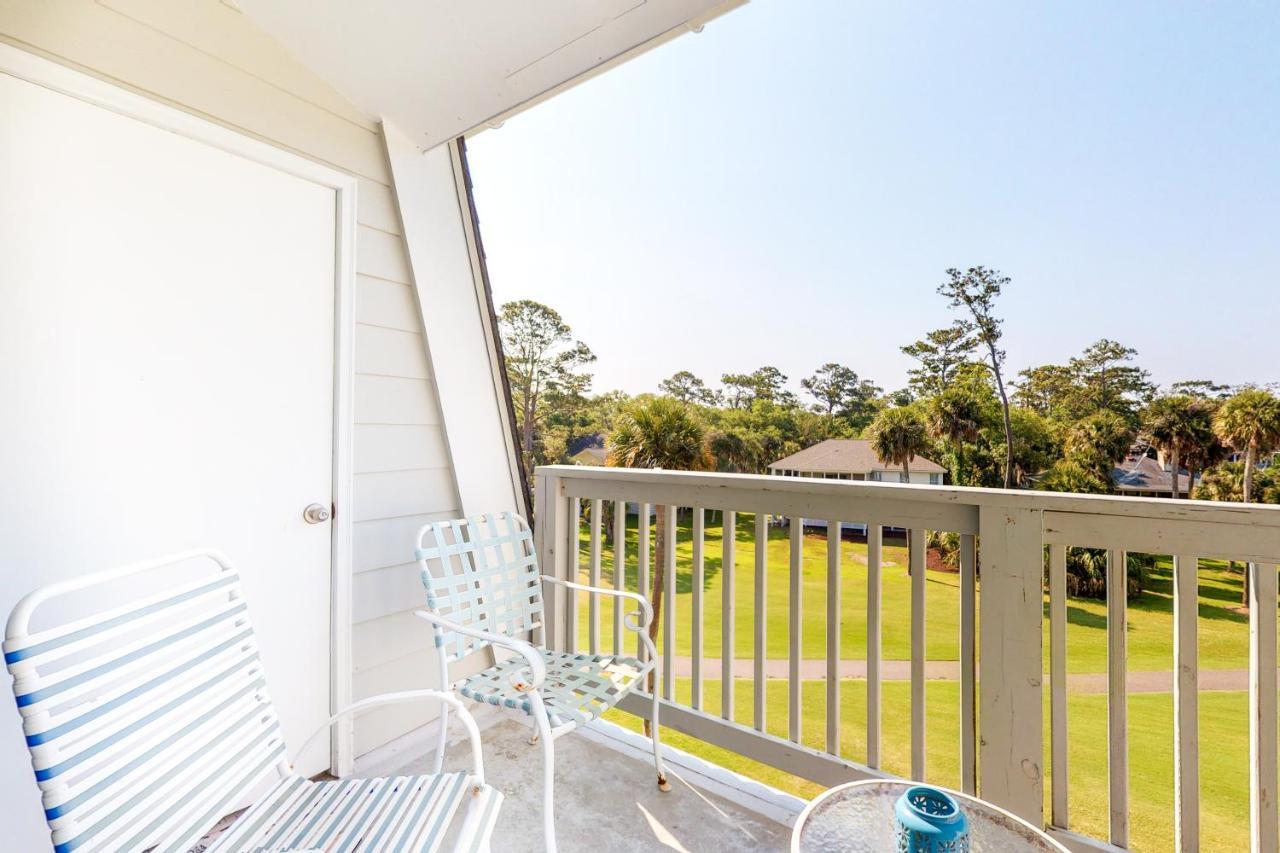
768;439;946;475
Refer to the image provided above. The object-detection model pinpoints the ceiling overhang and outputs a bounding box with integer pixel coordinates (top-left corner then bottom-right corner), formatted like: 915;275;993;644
234;0;745;151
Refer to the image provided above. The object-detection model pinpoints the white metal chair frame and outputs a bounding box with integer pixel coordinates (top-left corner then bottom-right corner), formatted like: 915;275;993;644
5;549;502;853
414;513;667;853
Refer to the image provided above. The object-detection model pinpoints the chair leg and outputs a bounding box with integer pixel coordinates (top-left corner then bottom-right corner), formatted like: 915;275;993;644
651;683;670;792
431;702;449;774
531;697;557;853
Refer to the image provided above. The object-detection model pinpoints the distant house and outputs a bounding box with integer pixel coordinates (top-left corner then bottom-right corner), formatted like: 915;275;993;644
570;446;608;466
769;439;947;535
1113;453;1198;499
768;439;947;485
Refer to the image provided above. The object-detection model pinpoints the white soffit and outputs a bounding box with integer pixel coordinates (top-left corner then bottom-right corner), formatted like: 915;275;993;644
234;0;745;151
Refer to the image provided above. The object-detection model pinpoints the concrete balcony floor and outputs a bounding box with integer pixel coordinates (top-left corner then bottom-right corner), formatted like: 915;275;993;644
364;715;794;852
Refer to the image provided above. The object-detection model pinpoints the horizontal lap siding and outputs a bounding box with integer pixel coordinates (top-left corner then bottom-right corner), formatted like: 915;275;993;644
0;0;460;756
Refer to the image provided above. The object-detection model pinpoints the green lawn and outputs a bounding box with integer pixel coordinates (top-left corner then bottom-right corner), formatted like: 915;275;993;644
573;513;1260;672
606;679;1252;853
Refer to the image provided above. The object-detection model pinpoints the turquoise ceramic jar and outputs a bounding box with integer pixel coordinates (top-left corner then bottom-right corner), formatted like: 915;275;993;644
893;785;970;852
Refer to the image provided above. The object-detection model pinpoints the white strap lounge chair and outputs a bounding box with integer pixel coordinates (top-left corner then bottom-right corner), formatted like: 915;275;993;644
414;512;667;853
4;549;503;853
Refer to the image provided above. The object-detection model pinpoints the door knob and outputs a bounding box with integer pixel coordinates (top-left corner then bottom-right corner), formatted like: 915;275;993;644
303;503;331;524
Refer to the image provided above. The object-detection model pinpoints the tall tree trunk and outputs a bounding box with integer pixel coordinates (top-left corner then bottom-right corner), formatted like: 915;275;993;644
1243;443;1257;606
1188;466;1199;500
992;361;1014;489
1170;448;1181;500
602;501;615;547
1244;443;1257;503
902;460;911;483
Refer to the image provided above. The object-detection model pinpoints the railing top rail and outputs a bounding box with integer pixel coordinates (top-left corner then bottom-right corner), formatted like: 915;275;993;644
535;465;1280;529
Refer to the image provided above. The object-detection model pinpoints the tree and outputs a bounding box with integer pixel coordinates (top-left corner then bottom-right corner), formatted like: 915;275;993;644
1015;340;1154;424
1171;379;1234;400
707;427;763;474
1013;364;1075;418
1182;410;1227;501
1213;388;1280;605
1194;462;1280;504
721;366;795;409
1039;459;1112;495
659;370;720;406
1005;407;1059;487
499;300;595;482
866;406;929;481
1213;388;1280;504
1063;411;1135;491
607;397;710;710
1143;395;1208;499
800;363;881;429
938;266;1015;487
1068;339;1155;422
925;383;984;485
901;323;977;398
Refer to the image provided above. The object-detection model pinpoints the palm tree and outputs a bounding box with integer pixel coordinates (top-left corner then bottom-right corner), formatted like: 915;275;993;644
1180;400;1225;499
1213;389;1280;503
926;388;983;486
1142;395;1204;498
1064;411;1135;491
607;397;710;716
867;406;929;482
1212;388;1280;604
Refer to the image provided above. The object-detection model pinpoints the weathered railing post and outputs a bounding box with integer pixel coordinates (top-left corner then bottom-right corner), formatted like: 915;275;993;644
978;504;1045;825
534;467;571;651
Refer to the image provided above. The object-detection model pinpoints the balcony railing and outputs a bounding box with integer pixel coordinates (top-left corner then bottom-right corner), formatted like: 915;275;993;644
532;464;1280;852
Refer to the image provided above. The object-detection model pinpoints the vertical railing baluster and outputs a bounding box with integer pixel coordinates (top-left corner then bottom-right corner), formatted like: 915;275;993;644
1173;553;1199;852
663;505;676;700
960;532;978;796
534;471;569;651
754;512;768;733
568;496;580;655
1107;548;1129;848
722;510;737;721
613;500;625;655
789;517;803;744
692;507;705;710
826;520;841;755
867;524;882;769
910;527;926;781
1250;561;1278;853
637;503;650;663
589;498;602;655
977;504;1044;825
1049;543;1068;825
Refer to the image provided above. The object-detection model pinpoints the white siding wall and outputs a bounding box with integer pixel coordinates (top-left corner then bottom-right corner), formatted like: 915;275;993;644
0;0;470;761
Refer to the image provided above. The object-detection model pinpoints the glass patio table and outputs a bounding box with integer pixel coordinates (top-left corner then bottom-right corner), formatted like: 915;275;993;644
792;780;1068;852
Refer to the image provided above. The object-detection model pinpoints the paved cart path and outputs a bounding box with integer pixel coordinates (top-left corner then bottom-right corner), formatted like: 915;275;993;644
661;656;1261;694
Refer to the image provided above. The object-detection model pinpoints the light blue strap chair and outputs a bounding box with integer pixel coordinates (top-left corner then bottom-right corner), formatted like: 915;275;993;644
414;512;666;853
4;549;503;853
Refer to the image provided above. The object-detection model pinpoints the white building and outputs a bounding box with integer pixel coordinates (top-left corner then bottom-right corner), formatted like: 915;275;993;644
769;439;947;485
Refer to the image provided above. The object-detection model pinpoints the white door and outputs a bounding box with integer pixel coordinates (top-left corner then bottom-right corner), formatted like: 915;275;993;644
0;72;338;779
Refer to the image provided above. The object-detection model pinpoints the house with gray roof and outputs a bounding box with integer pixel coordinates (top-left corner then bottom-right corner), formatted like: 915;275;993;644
1113;453;1198;499
769;438;947;485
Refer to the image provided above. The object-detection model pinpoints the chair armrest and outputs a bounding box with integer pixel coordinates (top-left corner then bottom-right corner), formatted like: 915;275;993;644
414;610;547;691
540;575;653;632
293;689;486;785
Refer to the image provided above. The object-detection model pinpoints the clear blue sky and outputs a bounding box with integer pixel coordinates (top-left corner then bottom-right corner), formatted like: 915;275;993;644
466;1;1279;399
